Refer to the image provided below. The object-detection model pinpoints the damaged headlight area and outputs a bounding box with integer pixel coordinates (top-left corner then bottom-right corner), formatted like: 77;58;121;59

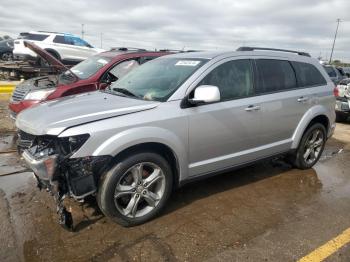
58;134;90;156
19;130;112;230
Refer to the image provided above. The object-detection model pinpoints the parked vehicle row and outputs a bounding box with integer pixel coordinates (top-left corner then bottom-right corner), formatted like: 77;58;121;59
323;64;347;84
9;41;170;118
14;46;336;229
334;78;350;122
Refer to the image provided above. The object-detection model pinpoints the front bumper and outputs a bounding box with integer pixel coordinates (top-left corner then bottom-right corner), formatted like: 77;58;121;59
22;150;58;181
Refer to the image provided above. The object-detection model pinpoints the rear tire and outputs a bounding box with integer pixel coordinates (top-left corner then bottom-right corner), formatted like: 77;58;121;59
289;123;326;169
45;49;61;61
97;152;173;227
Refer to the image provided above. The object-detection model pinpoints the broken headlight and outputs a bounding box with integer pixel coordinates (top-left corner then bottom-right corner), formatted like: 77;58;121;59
24;88;55;100
59;134;90;156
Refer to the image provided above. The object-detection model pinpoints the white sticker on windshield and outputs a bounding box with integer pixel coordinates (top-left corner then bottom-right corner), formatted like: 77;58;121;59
97;58;109;65
175;60;200;66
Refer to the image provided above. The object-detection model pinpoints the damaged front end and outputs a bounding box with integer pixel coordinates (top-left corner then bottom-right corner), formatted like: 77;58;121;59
18;130;112;230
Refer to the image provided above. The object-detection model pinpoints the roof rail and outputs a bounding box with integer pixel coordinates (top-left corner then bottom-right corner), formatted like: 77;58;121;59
110;47;147;52
37;31;67;35
158;49;199;53
236;46;311;57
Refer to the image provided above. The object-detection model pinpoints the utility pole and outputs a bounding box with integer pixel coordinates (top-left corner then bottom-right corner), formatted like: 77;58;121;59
100;33;103;48
329;18;341;64
81;24;85;39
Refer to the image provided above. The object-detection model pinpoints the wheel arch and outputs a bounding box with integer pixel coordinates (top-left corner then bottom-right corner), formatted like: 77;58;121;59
292;105;332;149
88;126;188;185
112;142;180;188
44;48;61;60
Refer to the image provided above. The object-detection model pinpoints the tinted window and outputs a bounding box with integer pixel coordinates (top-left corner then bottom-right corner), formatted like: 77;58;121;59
337;68;345;76
53;35;67;44
198;59;253;101
255;59;297;94
323;66;336;77
292;62;327;86
22;33;49;41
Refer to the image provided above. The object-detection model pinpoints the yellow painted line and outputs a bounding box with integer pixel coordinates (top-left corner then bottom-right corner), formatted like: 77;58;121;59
298;228;350;262
0;83;16;94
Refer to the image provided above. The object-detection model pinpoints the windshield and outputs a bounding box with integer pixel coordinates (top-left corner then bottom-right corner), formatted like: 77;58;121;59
109;57;207;101
70;55;112;79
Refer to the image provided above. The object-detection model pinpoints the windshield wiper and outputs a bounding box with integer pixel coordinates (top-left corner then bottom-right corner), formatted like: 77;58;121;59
112;87;140;98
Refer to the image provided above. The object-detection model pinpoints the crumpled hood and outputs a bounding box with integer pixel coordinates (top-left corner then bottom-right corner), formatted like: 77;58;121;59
16;91;160;136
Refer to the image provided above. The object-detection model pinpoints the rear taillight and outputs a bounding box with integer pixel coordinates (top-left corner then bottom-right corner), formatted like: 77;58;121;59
333;86;339;97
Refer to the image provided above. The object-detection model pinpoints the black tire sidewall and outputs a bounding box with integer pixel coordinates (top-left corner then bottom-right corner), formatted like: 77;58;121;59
45;50;61;61
296;123;326;169
97;152;173;226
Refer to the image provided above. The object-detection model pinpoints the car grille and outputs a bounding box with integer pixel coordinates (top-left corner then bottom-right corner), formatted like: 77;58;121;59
11;88;28;102
17;130;36;150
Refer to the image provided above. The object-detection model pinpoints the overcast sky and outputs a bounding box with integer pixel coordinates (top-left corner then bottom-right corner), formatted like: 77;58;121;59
1;0;349;61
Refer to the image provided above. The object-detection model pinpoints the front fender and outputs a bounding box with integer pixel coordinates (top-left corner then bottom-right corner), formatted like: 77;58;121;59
76;126;188;181
291;105;334;149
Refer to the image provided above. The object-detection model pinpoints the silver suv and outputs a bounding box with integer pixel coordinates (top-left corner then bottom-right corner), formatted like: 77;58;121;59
16;47;335;229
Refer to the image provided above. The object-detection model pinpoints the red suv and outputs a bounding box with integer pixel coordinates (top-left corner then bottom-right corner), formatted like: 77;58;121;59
9;42;170;118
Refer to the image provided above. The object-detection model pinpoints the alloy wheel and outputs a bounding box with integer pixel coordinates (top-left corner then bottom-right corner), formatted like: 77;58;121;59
114;162;166;218
303;128;324;165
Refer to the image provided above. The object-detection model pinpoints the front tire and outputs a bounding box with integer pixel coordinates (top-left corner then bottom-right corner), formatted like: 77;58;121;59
1;52;13;61
97;152;173;226
290;123;326;169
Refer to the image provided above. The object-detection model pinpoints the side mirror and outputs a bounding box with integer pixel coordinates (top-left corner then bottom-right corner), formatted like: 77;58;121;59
189;85;220;105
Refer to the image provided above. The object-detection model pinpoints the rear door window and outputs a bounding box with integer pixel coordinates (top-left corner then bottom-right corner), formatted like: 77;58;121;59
293;62;327;86
255;59;297;94
22;34;49;41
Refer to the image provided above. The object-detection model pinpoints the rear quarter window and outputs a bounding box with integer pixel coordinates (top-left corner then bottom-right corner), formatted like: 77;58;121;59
293;62;327;87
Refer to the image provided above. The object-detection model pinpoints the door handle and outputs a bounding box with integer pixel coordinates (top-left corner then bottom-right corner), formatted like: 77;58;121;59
297;96;309;103
245;105;261;112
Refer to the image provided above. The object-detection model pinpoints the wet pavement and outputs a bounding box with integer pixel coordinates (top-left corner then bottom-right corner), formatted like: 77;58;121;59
1;97;350;261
